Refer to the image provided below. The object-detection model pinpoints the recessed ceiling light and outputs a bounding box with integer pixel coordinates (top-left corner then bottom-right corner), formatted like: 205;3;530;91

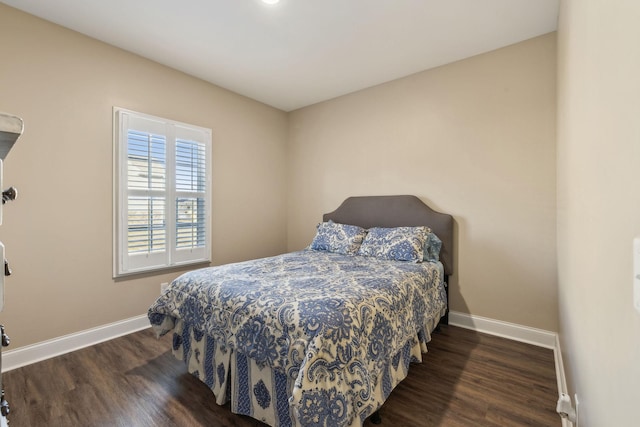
262;0;280;4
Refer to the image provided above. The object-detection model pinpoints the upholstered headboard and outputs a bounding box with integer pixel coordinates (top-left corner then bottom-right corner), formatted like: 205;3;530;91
323;195;454;276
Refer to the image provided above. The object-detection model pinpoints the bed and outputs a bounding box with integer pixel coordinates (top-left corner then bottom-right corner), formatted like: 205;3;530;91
148;195;454;426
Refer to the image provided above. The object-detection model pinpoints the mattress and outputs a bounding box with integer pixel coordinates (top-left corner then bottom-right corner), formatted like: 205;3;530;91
148;249;446;426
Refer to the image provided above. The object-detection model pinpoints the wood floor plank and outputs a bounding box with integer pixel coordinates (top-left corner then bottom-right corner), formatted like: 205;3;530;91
2;325;559;426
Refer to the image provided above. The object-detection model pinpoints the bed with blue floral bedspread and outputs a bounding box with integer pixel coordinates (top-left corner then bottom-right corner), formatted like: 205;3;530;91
149;249;446;426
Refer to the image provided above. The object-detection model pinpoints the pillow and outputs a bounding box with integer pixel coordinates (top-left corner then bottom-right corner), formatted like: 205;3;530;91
423;230;443;262
357;226;428;262
309;221;367;255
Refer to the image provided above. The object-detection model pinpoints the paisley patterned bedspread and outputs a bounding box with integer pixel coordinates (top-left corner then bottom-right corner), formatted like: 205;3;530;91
148;249;446;426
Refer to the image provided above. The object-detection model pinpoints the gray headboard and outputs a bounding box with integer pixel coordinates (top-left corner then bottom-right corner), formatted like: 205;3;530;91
323;195;454;276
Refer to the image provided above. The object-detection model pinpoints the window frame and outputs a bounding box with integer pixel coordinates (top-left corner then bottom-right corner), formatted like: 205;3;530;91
113;107;212;277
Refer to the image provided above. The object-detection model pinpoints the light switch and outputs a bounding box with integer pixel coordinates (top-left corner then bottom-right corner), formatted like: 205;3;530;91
633;237;640;313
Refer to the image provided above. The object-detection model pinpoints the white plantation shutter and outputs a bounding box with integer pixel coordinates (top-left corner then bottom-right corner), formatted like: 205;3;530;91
175;138;206;250
114;108;211;276
127;130;167;256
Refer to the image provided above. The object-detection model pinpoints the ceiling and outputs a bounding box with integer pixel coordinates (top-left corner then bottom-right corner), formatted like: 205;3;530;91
2;0;559;111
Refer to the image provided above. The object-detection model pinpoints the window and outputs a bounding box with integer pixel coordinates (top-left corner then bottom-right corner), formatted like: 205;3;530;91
113;108;211;277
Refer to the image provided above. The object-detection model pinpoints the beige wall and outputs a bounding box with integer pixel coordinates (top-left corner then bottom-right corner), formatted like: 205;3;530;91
0;4;288;348
557;0;640;424
0;4;560;350
288;34;558;331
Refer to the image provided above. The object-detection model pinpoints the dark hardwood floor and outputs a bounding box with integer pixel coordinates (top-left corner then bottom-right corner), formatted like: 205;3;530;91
2;325;559;426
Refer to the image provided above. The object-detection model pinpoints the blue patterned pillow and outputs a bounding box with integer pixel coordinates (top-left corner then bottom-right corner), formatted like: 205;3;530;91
309;221;367;255
423;230;442;262
357;226;428;262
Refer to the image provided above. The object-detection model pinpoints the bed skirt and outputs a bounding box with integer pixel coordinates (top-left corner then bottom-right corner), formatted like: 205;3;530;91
171;309;444;427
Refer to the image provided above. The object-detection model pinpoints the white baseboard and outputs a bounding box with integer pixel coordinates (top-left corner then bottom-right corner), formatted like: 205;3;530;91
2;310;570;426
3;311;558;372
448;310;557;349
1;314;150;372
554;334;575;427
448;311;569;426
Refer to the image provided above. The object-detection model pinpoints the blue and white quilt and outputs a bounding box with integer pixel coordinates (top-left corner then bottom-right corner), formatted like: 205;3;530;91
148;250;446;427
